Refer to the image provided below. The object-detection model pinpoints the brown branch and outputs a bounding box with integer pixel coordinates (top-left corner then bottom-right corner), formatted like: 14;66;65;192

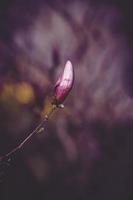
0;104;57;161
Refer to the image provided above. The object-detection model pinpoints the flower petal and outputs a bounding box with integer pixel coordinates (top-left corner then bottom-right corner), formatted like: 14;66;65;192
52;60;74;105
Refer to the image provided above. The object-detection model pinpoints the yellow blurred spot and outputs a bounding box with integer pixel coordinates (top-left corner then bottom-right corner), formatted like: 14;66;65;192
1;83;15;100
15;82;35;104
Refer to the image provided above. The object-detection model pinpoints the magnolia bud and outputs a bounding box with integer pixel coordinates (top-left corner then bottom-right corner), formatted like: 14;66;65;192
52;60;74;106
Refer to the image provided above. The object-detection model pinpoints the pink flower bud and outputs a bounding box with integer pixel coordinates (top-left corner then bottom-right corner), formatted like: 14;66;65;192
52;60;74;106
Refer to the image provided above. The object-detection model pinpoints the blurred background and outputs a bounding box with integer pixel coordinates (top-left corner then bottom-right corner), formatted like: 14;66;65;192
1;0;133;199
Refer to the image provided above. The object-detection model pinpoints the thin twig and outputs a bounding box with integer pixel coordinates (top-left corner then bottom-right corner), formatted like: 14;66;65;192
0;105;57;161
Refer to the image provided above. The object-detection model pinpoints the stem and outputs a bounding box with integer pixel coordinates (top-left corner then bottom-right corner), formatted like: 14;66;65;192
0;105;57;161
